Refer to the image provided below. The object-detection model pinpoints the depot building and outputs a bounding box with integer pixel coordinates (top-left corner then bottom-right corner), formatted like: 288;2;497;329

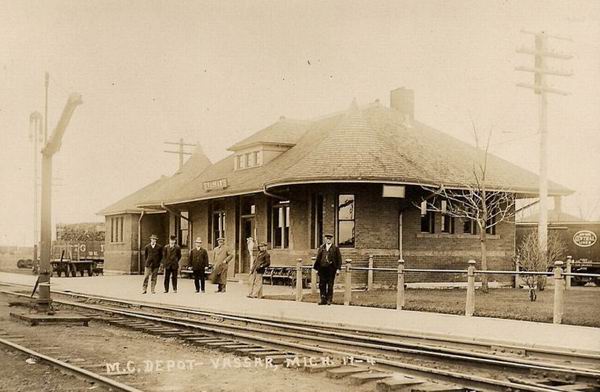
99;88;571;284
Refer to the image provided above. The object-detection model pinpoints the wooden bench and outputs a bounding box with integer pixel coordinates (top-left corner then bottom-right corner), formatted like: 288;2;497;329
180;265;213;278
262;266;311;288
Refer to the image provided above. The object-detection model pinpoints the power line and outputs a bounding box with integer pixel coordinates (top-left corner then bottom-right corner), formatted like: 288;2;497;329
163;138;197;171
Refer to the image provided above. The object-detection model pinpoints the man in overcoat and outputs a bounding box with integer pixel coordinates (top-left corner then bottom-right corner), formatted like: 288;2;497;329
163;235;182;293
189;237;209;293
313;233;342;305
210;237;233;293
247;242;270;299
142;234;162;294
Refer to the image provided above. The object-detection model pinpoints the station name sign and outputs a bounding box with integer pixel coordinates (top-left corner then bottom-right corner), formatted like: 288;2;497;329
573;230;597;248
203;178;228;191
382;185;405;198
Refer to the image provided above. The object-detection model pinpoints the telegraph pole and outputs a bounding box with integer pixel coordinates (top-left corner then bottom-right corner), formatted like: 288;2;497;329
164;138;196;171
516;30;572;257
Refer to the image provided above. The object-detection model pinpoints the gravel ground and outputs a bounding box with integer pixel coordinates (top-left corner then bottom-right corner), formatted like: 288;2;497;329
264;287;600;327
0;293;374;392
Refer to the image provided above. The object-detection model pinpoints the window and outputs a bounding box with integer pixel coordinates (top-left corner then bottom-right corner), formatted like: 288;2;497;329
485;213;497;235
441;214;455;234
212;211;226;245
235;150;262;170
272;202;290;249
463;219;476;235
310;193;324;248
337;194;355;247
110;216;124;243
253;151;261;166
177;211;189;247
420;209;435;234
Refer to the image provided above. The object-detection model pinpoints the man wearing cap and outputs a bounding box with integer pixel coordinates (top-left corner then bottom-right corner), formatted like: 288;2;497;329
210;237;233;292
142;234;162;294
189;237;209;293
313;233;342;305
247;242;270;299
162;235;182;293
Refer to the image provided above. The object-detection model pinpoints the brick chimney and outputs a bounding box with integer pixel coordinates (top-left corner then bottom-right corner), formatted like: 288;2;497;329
390;87;414;122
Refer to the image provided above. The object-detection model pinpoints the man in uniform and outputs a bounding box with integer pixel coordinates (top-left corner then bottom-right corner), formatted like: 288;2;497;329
313;233;342;305
142;234;162;294
247;242;270;299
210;237;233;293
163;235;182;293
189;237;209;293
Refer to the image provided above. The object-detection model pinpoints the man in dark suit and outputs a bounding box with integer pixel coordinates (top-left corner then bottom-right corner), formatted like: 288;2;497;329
313;233;342;305
189;237;209;293
163;235;182;293
142;234;162;294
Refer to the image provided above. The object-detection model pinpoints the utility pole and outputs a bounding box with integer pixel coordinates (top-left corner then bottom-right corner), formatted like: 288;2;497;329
38;93;82;313
516;30;572;258
164;138;196;171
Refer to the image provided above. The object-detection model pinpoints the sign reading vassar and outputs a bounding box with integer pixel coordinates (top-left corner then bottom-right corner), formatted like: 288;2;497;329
573;230;598;248
203;178;228;191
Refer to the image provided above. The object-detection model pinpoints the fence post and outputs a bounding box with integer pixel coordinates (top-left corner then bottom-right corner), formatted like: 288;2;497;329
396;259;405;310
310;257;317;295
565;256;572;290
295;258;303;302
514;255;520;289
553;260;565;324
465;259;476;317
367;255;374;291
344;259;352;306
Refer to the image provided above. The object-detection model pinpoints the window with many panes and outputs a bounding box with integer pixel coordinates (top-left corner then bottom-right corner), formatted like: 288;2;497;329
485;212;497;235
337;194;355;247
272;202;290;249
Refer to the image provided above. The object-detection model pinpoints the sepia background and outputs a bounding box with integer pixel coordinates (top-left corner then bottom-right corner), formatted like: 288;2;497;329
1;0;599;245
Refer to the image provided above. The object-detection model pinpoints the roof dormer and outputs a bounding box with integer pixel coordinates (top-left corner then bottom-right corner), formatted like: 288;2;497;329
228;116;310;171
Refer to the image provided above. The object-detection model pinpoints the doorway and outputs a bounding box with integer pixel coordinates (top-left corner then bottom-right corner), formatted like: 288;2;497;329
240;217;255;273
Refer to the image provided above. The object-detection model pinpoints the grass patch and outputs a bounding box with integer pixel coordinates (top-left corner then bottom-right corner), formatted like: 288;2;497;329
264;287;600;327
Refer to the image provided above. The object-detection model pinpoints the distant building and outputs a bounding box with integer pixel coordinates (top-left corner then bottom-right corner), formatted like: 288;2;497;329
100;88;571;283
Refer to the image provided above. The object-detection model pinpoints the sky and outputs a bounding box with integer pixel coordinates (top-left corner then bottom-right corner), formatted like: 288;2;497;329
1;0;599;246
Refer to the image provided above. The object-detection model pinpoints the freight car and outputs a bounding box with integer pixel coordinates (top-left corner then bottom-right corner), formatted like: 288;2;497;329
50;240;104;277
517;221;600;286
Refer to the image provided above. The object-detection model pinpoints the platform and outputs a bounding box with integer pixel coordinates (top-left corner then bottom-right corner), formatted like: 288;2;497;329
0;271;598;353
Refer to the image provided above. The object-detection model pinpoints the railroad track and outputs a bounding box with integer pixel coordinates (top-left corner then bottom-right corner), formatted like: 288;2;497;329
1;284;599;392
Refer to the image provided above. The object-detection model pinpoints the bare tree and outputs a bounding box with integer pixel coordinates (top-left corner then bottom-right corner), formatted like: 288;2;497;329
517;231;566;300
419;124;516;293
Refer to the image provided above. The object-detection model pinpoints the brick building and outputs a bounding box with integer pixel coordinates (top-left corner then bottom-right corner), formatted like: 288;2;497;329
100;88;571;283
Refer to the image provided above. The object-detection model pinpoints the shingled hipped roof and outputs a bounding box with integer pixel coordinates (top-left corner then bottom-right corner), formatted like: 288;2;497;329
133;99;571;208
98;146;211;215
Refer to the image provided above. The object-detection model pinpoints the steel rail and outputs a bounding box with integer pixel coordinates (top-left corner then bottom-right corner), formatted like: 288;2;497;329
2;287;595;392
2;283;598;363
47;287;600;361
52;300;564;392
0;336;143;392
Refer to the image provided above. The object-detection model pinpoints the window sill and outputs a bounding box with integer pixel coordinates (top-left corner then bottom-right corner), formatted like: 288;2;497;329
416;233;500;240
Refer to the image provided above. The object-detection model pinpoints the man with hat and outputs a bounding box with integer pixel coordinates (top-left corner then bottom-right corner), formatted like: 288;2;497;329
210;237;233;292
162;235;182;293
313;233;342;305
189;237;209;293
247;242;270;299
142;234;162;294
